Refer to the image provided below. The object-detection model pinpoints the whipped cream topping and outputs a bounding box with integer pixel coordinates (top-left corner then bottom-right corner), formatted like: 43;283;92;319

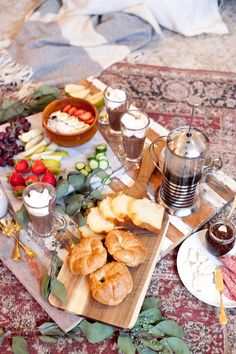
24;189;52;216
105;88;127;110
121;111;149;138
48;110;88;133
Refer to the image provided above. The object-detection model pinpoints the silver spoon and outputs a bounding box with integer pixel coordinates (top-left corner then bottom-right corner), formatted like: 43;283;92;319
219;195;236;232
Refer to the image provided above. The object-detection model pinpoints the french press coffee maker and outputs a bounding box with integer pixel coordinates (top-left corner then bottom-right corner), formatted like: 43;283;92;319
149;96;222;217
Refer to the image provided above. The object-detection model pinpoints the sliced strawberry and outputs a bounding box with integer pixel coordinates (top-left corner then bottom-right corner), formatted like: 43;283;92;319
31;160;46;175
62;104;72;113
79;112;93;122
15;159;30;174
12;185;25;198
41;170;57;187
74;109;86;117
8;172;25;186
68;107;78;116
86;117;95;125
25;175;40;186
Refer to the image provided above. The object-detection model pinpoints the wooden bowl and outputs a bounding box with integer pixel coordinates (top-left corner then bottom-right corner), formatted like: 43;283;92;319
42;97;98;147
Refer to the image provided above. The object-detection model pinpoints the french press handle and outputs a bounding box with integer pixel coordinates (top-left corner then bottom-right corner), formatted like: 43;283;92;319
149;136;167;173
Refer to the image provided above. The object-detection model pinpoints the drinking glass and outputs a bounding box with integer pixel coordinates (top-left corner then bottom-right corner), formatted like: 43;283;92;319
103;84;132;136
120;109;150;163
22;182;65;238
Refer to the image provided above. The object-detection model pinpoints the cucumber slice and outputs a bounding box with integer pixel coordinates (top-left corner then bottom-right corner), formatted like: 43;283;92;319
95;152;107;161
89;158;99;170
103;177;111;185
80;168;89;176
87;154;96;161
75;161;85;171
99;159;109;171
96;144;107;154
85;165;92;173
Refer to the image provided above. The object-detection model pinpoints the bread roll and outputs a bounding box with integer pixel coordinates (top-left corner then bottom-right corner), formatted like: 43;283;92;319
87;206;115;234
79;224;105;240
111;193;134;220
99;196;124;222
68;237;107;275
128;198;164;233
89;261;133;305
105;230;146;267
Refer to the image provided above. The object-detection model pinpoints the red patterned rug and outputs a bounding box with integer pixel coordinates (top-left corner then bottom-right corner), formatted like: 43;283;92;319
0;63;236;353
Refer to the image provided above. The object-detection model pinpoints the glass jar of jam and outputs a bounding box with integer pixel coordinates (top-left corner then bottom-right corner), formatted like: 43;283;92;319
205;221;236;257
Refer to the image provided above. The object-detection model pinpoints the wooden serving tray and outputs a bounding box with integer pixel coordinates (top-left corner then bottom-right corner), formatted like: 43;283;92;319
49;214;169;329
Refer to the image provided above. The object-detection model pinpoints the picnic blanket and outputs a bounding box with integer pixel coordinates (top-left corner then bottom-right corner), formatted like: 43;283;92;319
1;0;228;88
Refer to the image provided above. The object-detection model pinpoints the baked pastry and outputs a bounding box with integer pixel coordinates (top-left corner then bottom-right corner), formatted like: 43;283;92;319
110;193;134;220
128;198;165;233
105;230;146;267
68;237;107;275
79;224;105;240
89;261;133;305
99;195;124;222
87;206;115;234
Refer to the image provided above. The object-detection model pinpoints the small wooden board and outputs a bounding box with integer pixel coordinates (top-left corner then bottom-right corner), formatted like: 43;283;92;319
49;214;169;329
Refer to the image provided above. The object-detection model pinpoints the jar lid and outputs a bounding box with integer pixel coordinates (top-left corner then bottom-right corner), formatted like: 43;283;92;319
167;126;209;158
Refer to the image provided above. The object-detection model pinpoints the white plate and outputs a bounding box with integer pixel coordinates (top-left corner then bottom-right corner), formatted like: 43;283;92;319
177;229;236;308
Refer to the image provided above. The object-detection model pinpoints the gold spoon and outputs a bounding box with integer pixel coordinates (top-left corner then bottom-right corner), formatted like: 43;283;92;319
215;268;228;325
0;220;36;260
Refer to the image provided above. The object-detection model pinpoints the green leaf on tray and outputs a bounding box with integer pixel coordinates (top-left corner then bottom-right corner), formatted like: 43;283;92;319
55;204;66;215
142;297;162;311
56;179;70;199
137;348;157;354
66;195;83;216
160;337;191;354
0;328;6;346
141;338;171;352
15;205;30;229
79;320;115;344
88;190;103;200
117;333;136;354
39;335;58;343
75;212;87;227
136;308;163;325
12;336;29;354
33;85;60;97
40;272;51;301
71;235;80;245
68;172;86;191
133;324;164;338
50;278;67;304
156;320;185;338
38;322;65;337
2;99;18;110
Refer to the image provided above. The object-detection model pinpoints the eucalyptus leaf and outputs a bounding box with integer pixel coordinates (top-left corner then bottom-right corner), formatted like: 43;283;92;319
51;256;63;278
34;85;60;97
0;328;6;346
138;348;157;354
136;308;163;326
38;322;65;337
75;212;87;227
142;297;162;311
79;320;115;344
2;99;18;109
66;332;83;342
156;320;185;338
40;272;51;301
86;168;108;186
161;337;190;354
66;196;82;216
141;338;170;352
71;235;80;245
12;336;29;354
15;205;30;229
134;324;164;338
68;173;86;191
55;204;66;215
117;333;136;354
39;335;58;343
51;278;67;304
56;179;70;199
88;190;103;200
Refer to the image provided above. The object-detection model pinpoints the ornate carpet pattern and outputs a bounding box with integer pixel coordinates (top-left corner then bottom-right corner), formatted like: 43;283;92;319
0;64;236;353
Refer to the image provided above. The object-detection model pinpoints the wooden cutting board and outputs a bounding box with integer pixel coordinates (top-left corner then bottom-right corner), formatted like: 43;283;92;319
49;148;169;328
49;214;169;328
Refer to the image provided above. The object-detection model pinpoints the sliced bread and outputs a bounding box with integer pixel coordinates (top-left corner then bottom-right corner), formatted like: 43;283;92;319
87;206;115;234
79;224;105;240
111;193;134;220
99;196;123;222
128;198;165;233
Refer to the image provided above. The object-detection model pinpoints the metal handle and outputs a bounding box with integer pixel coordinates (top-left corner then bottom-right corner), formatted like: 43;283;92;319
149;136;167;173
202;155;223;183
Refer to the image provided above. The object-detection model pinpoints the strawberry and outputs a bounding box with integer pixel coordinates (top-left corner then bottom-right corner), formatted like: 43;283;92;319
25;175;40;186
68;107;78;116
41;170;57;187
31;160;46;175
15;159;29;174
62;104;72;113
74;109;86;117
86;117;94;125
79;112;93;122
12;185;25;198
8;172;25;186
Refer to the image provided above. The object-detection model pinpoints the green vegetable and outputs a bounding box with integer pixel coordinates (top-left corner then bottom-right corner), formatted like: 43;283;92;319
89;158;99;170
75;162;85;171
96;143;107;154
99;159;109;170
